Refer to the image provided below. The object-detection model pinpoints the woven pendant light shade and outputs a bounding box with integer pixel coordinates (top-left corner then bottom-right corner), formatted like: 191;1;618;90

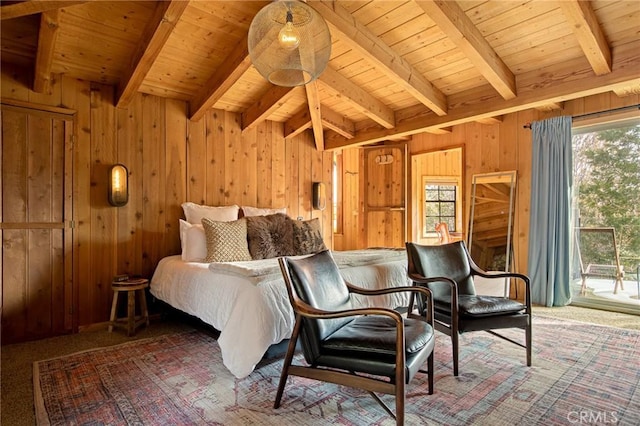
248;1;331;87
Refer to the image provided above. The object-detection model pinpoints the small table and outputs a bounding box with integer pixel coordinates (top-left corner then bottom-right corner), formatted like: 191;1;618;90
109;278;150;336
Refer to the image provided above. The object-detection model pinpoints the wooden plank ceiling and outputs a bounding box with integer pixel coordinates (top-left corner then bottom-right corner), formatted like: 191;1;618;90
2;0;639;150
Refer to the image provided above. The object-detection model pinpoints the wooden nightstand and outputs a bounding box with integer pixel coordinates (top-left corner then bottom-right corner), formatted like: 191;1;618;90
109;278;150;336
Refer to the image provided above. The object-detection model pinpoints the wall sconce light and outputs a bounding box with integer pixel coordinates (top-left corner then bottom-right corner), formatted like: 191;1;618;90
375;154;394;165
108;164;128;207
312;182;326;210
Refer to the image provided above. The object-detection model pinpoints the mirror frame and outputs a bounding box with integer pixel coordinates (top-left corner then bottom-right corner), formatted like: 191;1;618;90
468;170;517;279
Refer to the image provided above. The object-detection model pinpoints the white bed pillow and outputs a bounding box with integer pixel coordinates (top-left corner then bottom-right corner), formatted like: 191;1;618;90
241;206;287;217
181;202;239;224
179;219;207;262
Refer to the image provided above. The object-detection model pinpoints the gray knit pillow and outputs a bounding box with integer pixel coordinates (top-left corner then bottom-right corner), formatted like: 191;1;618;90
201;217;252;262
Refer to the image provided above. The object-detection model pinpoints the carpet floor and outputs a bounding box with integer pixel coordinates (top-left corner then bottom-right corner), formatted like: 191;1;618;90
31;316;640;426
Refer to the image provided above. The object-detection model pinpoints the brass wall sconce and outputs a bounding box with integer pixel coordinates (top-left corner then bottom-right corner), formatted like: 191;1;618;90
312;182;326;210
108;164;128;207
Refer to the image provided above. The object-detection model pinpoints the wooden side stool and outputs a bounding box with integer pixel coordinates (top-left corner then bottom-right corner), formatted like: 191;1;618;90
109;278;150;336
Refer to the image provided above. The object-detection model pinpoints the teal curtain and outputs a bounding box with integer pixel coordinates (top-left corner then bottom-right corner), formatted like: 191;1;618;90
528;116;573;306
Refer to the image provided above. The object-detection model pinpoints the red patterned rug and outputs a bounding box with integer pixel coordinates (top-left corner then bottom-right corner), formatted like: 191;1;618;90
34;316;640;425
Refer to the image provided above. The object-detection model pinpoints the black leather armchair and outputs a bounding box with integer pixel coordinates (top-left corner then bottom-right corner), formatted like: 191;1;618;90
406;241;531;376
275;250;436;426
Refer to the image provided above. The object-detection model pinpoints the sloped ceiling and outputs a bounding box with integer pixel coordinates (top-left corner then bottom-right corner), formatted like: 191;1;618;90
1;0;639;150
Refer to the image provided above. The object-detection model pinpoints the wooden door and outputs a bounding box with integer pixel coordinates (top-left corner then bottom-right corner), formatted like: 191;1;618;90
1;105;74;344
363;145;406;248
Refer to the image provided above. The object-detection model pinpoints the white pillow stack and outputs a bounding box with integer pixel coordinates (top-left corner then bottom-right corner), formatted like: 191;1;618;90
179;203;240;262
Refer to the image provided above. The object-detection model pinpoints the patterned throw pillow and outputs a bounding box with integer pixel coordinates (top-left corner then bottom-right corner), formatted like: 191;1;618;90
292;218;327;255
201;217;252;262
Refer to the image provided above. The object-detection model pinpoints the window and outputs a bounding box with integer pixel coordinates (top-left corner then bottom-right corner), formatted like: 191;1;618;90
332;151;343;234
570;120;640;313
423;179;458;237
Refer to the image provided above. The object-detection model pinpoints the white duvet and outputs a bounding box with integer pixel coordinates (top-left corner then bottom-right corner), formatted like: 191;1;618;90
150;249;410;378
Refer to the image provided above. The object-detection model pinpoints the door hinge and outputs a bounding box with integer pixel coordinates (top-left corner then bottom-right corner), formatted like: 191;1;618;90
69;220;76;229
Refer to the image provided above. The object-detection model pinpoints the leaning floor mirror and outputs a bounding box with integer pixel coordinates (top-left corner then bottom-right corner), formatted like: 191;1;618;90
468;171;517;297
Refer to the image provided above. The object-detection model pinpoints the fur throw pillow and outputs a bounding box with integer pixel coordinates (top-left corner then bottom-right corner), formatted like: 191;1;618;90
245;213;295;259
245;213;326;259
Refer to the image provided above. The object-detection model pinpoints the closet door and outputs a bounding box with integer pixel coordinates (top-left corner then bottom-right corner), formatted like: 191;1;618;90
1;105;74;344
363;145;407;248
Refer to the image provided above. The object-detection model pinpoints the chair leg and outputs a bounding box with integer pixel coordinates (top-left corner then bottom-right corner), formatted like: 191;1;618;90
395;375;405;426
451;332;459;376
274;318;302;409
427;352;434;395
526;322;532;367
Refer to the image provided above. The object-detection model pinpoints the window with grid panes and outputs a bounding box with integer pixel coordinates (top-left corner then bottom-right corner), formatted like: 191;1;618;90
424;184;457;235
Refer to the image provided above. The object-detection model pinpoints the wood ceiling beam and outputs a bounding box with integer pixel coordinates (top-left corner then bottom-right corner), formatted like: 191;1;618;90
305;80;325;151
475;116;503;125
535;103;564;112
320;105;355;139
190;35;252;122
613;85;640;97
241;85;297;131
325;41;640;150
318;67;395;129
33;10;59;93
284;108;312;139
313;1;447;116
416;0;516;100
116;0;189;108
559;0;611;75
0;1;86;20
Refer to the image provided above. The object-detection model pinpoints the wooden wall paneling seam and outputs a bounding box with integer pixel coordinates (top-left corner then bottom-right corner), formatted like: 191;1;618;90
63;119;73;331
186;115;207;205
0;106;3;337
256;124;270;209
164;99;188;257
514;109;536;283
207;109;225;206
243;125;258;207
131;94;145;274
228;110;244;205
293;133;302;219
1;109;28;340
141;95;166;278
116;106;134;276
272;121;286;211
0;107;2;337
50;117;65;335
311;131;323;220
322;148;333;246
60;76;89;331
27;112;51;336
89;83;117;323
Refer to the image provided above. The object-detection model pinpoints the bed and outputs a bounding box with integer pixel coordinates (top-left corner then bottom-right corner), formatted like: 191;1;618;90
150;249;410;378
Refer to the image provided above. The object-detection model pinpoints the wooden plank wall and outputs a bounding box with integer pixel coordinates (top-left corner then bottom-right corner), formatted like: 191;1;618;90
339;92;639;279
1;68;332;329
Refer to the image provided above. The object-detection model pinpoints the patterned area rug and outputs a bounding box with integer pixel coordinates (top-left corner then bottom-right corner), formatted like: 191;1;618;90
34;316;640;425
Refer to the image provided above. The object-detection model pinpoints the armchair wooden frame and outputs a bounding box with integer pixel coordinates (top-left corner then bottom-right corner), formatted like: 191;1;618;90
276;255;435;426
406;241;532;376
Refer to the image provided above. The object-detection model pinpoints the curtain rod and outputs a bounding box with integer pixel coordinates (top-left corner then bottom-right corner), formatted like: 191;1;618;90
522;104;640;129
